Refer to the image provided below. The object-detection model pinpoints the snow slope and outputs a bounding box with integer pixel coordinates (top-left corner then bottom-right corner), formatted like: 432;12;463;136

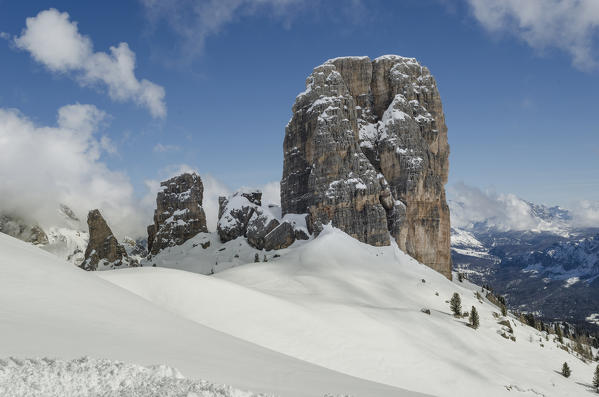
0;232;422;397
0;357;265;397
102;226;598;397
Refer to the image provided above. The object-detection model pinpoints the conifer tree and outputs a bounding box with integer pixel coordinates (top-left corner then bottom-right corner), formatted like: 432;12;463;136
450;293;461;317
470;306;480;329
562;362;571;378
593;365;599;392
556;325;564;344
501;304;507;317
254;253;259;262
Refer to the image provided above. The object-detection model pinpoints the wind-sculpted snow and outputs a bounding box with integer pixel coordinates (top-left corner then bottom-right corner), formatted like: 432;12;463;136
0;357;267;397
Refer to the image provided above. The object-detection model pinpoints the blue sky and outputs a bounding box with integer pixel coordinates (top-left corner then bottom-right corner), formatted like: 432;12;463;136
1;0;598;236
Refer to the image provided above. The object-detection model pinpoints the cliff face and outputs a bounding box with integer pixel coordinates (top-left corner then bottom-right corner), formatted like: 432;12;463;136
147;173;208;255
280;60;390;247
281;55;451;278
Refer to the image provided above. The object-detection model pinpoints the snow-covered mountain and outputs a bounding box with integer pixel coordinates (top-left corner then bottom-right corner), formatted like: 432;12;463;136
10;225;599;397
449;197;599;325
0;232;412;397
0;204;89;266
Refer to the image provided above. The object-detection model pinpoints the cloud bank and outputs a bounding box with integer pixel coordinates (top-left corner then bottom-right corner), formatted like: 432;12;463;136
467;0;599;70
448;182;599;232
0;104;147;238
14;9;166;118
448;183;548;231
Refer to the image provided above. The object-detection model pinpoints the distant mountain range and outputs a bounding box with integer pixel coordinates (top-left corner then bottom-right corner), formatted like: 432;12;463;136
450;197;599;327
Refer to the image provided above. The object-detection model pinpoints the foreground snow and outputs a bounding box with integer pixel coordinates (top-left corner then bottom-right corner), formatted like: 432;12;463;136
102;226;597;397
0;357;266;397
0;232;421;397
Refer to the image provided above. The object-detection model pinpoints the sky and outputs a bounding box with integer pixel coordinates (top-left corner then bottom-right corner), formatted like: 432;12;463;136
0;0;598;237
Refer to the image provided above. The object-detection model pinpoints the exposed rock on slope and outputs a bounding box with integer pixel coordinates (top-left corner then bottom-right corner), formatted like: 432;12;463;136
147;173;208;255
0;214;48;245
0;205;89;266
217;189;308;251
81;209;131;271
282;55;451;278
217;190;264;243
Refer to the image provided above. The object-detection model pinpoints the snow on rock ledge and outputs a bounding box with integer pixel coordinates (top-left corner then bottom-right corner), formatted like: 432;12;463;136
147;173;208;256
217;189;309;251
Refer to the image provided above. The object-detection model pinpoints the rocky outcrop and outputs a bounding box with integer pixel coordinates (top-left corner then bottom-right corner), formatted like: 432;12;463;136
281;55;451;278
147;173;208;255
81;209;131;271
217;190;263;243
217;189;308;251
0;214;48;245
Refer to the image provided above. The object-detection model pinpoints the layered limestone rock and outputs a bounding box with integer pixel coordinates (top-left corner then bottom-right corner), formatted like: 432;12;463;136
281;55;451;278
81;209;131;271
147;173;208;255
281;59;390;247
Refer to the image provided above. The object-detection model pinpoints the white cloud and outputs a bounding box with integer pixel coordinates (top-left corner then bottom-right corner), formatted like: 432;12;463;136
0;104;147;238
467;0;599;70
448;182;599;232
14;9;166;118
202;174;232;231
256;181;280;206
153;143;181;153
570;200;599;227
448;183;542;231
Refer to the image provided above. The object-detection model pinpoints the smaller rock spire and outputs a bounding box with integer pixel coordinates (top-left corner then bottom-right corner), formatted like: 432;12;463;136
81;209;131;271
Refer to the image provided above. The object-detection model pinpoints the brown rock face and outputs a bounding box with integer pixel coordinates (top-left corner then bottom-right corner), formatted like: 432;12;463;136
81;209;130;271
281;55;451;278
147;173;208;255
281;59;390;246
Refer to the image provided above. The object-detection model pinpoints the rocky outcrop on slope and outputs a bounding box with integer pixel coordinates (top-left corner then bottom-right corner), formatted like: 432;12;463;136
281;55;451;278
217;190;264;243
0;214;48;245
81;209;131;271
147;173;208;255
0;205;89;265
217;189;308;250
